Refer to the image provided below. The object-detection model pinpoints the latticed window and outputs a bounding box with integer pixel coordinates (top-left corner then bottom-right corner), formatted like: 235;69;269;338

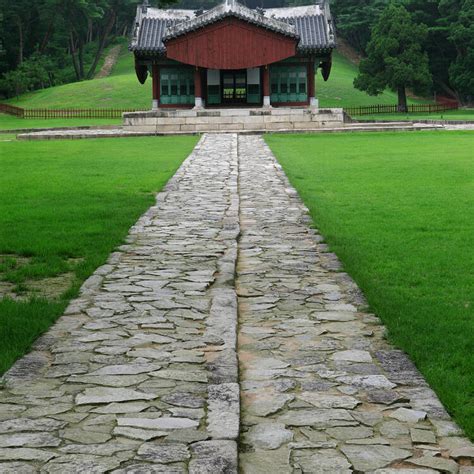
270;65;308;103
160;68;195;105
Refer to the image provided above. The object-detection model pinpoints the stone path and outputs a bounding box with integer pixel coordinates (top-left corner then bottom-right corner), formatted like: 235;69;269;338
95;45;122;79
16;122;443;141
0;133;472;473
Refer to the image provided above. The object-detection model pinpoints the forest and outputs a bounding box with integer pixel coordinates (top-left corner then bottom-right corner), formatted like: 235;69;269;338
0;0;472;104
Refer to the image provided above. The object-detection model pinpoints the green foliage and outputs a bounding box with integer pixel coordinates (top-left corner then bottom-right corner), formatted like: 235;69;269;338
0;135;198;374
316;52;425;107
266;130;474;439
354;3;432;111
331;0;388;53
0;0;163;97
338;0;474;104
0;53;52;97
445;0;474;101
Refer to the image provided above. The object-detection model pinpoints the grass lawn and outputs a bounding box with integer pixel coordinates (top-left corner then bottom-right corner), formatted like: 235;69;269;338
4;46;422;111
5;44;152;110
0;135;198;374
353;109;474;122
266;131;474;439
316;53;426;108
0;114;121;130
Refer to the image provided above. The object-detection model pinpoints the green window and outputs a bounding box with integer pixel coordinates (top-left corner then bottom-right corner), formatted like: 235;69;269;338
160;67;194;105
207;85;221;105
270;65;308;103
247;83;260;104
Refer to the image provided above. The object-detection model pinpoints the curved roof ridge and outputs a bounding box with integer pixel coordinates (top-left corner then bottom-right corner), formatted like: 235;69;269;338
164;0;298;41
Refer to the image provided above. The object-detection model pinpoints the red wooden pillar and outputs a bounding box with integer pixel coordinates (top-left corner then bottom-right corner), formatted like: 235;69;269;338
307;60;317;107
152;64;160;109
262;65;270;107
194;68;203;108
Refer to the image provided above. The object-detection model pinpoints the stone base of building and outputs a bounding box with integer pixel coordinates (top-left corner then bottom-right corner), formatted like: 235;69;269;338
123;107;345;133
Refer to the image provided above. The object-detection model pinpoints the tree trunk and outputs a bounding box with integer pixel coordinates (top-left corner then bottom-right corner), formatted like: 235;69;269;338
87;19;93;43
397;86;408;112
17;19;24;65
40;17;55;53
78;40;85;79
70;33;81;81
86;11;116;80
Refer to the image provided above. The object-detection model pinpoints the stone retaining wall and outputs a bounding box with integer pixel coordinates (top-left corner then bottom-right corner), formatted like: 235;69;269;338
123;108;345;133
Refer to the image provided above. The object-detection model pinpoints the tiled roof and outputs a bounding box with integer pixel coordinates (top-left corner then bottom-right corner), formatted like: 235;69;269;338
130;0;335;55
165;0;297;40
281;15;333;52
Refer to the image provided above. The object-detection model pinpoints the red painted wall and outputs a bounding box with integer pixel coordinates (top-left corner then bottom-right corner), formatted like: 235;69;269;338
164;18;297;70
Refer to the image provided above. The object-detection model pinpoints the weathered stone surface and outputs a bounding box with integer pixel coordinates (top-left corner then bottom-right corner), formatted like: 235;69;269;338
207;383;239;440
332;350;373;363
0;448;56;462
68;374;148;387
337;375;397;390
298;392;360;409
189;440;237;474
113;426;168;441
61;428;112;444
244;422;293;449
42;454;121;473
91;401;150;414
341;445;411;471
326;426;373;440
367;390;409;405
451;447;474;460
293;448;352;473
0;418;65;433
58;442;138;456
240;447;290;474
408;455;460;473
0;433;61;448
76;387;156;405
0;462;38;473
246;393;293;417
410;428;436;444
90;363;162;376
117;417;199;430
279;409;353;427
161;392;205;408
136;442;190;463
379;421;410;438
390;408;427;423
375;470;438;474
151;370;208;383
112;463;186;474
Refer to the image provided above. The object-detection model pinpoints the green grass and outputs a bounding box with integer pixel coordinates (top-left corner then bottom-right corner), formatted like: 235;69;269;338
0;135;198;374
316;53;426;108
5;46;424;111
266;131;474;439
353;109;474;121
6;44;152;110
0;114;121;130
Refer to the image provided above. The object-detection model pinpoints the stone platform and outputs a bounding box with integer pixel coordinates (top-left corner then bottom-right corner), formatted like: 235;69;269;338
123;107;345;133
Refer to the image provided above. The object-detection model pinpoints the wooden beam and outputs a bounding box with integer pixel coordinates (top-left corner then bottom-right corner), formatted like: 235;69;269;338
152;64;160;109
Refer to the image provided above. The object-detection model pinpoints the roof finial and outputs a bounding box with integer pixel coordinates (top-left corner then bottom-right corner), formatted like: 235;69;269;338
142;0;149;14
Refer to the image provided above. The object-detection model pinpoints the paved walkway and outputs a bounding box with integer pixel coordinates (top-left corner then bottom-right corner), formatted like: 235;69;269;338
0;134;472;473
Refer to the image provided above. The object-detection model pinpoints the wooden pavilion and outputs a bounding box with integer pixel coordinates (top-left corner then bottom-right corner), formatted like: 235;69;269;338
130;0;336;109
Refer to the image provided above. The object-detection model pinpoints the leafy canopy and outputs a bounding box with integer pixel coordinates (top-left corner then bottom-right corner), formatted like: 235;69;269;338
354;3;432;97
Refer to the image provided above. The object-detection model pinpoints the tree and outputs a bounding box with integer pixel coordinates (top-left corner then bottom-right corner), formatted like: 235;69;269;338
443;0;474;103
354;3;432;112
331;0;388;53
